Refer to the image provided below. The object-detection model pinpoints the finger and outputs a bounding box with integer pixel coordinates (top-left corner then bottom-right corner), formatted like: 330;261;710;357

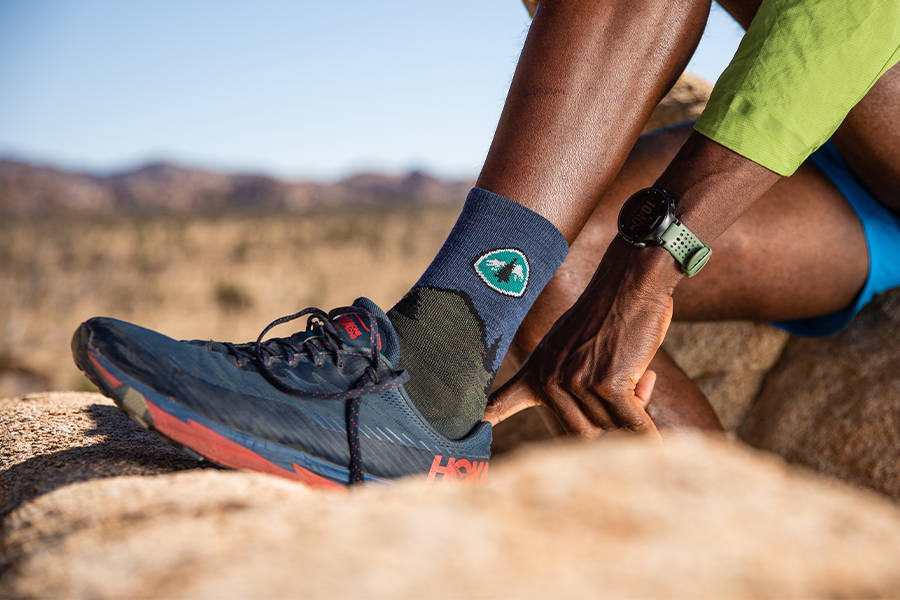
538;380;604;439
628;402;661;440
556;394;606;440
606;391;661;440
634;369;657;409
484;371;541;425
567;385;618;431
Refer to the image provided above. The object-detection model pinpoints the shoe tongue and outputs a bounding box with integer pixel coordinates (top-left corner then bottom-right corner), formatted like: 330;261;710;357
330;297;401;367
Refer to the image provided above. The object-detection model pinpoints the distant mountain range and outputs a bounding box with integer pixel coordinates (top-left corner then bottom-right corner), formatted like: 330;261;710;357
1;74;713;219
0;159;473;218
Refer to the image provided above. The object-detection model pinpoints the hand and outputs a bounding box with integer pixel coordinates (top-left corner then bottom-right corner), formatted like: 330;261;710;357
486;238;679;438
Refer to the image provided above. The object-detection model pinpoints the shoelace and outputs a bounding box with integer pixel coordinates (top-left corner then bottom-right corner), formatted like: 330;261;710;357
230;306;408;485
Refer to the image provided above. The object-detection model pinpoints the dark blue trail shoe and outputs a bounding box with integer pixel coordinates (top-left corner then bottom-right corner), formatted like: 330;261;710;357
72;298;492;489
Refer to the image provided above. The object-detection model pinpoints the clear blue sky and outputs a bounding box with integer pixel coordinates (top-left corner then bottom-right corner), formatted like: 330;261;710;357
0;1;743;179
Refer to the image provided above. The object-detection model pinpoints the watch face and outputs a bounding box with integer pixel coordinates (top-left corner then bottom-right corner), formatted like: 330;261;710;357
618;188;674;244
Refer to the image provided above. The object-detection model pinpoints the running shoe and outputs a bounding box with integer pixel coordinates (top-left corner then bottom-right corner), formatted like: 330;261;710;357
72;298;492;489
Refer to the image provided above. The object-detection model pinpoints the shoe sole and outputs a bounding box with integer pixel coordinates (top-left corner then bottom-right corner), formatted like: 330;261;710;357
72;324;367;490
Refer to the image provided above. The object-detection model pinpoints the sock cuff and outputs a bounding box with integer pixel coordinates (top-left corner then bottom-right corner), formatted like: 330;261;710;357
463;187;569;264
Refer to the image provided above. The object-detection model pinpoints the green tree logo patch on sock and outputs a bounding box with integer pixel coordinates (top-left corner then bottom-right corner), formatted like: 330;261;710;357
473;248;530;297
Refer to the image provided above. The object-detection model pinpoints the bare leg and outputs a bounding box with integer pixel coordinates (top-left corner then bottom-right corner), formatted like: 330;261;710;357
832;64;900;212
477;0;710;241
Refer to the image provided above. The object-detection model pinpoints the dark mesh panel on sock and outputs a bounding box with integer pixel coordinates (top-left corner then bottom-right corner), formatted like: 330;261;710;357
388;187;568;440
388;286;494;440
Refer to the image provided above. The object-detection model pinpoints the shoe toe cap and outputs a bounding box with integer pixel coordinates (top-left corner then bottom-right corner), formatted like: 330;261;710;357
73;316;184;378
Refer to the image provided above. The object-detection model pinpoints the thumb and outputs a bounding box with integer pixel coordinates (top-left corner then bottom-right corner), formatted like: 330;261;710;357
628;369;661;442
484;369;542;425
634;369;657;409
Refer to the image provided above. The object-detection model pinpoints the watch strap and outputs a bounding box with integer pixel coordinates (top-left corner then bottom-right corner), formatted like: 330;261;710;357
659;219;712;277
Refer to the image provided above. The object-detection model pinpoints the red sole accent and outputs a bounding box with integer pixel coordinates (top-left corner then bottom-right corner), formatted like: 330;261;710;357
89;353;122;388
144;398;346;491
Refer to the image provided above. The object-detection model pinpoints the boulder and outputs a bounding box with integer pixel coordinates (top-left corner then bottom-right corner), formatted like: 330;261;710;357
740;289;900;500
664;321;789;430
2;393;900;599
643;72;712;133
0;392;203;518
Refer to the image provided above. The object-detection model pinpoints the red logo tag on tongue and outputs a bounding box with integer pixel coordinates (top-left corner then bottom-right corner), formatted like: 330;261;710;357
335;315;362;340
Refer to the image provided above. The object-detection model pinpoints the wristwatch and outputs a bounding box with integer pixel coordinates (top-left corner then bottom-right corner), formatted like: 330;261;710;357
617;187;712;277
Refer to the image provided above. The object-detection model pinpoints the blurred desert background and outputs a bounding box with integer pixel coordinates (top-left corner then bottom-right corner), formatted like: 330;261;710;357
0;170;467;397
0;77;714;399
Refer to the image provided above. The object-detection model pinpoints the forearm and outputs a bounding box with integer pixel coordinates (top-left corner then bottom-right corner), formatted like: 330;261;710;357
658;132;781;243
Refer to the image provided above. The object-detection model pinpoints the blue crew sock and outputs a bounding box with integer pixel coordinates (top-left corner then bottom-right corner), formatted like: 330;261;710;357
387;187;569;439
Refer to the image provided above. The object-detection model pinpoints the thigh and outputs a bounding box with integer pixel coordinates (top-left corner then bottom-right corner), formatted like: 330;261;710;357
832;64;900;212
673;159;868;322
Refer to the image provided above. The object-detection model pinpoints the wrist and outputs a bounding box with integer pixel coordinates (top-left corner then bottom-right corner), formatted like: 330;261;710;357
607;236;684;294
